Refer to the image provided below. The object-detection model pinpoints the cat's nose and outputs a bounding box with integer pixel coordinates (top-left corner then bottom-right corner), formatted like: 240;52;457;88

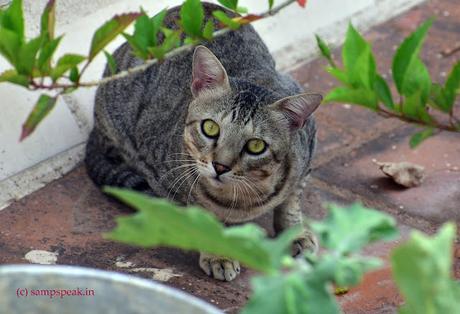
212;161;231;176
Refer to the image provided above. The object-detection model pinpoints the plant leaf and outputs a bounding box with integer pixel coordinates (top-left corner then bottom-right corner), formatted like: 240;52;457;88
180;0;204;38
20;94;57;141
0;28;21;66
324;87;378;109
443;61;460;111
311;203;398;254
213;10;241;30
89;13;141;61
51;53;86;81
103;51;117;75
268;0;274;10
17;36;43;75
0;69;29;86
374;75;395;110
391;223;460;314
1;0;24;43
37;36;62;74
326;67;348;85
315;34;335;67
217;0;238;10
409;127;434;148
202;20;214;40
40;0;56;39
104;188;298;273
392;18;433;96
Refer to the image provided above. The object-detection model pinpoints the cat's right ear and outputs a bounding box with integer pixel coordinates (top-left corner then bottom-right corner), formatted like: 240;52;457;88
191;46;230;97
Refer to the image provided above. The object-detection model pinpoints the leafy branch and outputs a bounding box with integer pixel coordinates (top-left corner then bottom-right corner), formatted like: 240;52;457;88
316;19;460;148
0;0;305;141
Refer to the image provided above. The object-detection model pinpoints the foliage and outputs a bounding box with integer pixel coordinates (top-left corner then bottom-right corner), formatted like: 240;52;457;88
106;187;399;314
316;20;460;148
0;0;304;141
391;223;460;314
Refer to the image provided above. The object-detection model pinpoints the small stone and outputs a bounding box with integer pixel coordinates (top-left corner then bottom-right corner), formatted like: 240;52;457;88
376;161;425;188
391;145;397;150
343;104;351;109
442;10;450;16
399;205;405;210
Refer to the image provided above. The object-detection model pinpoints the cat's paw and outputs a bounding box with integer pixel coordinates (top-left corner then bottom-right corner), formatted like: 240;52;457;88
199;252;241;281
292;229;318;257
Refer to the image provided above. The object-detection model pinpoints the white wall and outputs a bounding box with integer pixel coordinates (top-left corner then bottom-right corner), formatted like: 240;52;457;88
0;0;425;208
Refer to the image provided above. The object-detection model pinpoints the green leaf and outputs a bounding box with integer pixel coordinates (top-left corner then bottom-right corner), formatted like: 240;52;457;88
428;83;447;112
333;256;382;286
401;91;432;123
51;53;86;81
325;67;348;85
180;0;204;37
104;188;299;273
202;20;214;40
311;203;398;254
0;28;21;66
315;34;335;67
391;223;460;314
443;61;460;111
0;69;29;86
17;36;43;75
37;36;62;74
392;18;433;96
40;0;56;39
243;270;340;314
20;94;57;141
103;51;117;75
1;0;24;42
374;75;395;110
69;67;79;83
89;13;141;61
213;10;241;30
268;0;274;10
409;127;434;148
324;87;378;109
217;0;238;10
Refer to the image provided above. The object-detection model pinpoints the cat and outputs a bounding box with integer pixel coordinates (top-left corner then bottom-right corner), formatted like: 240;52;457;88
85;2;322;282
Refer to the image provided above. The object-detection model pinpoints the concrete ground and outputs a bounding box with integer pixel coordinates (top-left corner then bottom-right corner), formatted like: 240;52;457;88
1;0;459;312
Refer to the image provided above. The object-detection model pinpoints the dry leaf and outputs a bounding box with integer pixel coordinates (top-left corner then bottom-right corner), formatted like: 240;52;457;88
376;161;425;188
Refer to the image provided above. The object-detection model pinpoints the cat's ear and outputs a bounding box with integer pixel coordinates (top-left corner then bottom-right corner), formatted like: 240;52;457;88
191;46;230;97
271;93;322;130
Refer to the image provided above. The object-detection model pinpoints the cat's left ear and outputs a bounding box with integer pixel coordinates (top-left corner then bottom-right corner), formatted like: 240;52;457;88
270;93;322;130
191;46;230;97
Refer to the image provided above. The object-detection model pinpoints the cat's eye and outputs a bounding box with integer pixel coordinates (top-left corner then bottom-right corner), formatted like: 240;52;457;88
246;139;267;155
201;119;220;138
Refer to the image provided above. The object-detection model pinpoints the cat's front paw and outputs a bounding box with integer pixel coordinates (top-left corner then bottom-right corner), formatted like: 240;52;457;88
199;252;240;281
292;229;318;257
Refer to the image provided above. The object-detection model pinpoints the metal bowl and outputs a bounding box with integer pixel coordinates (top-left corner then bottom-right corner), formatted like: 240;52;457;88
0;265;222;314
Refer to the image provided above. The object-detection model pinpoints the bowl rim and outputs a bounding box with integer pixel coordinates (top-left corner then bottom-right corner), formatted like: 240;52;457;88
0;264;222;314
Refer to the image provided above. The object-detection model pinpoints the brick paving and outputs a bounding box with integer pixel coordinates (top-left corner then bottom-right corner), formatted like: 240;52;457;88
1;0;459;312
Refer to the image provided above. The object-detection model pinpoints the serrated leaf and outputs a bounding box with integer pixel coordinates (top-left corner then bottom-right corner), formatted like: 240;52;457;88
20;94;57;141
391;223;460;314
333;256;382;286
0;69;29;86
324;87;378;109
217;0;238;10
1;0;24;43
315;34;335;67
409;127;434;148
122;33;148;60
392;18;433;96
89;13;141;61
103;51;117;75
40;0;56;39
51;53;86;81
202;20;214;40
311;203;398;254
213;10;241;30
180;0;204;37
37;36;62;74
374;75;395;110
104;188;299;273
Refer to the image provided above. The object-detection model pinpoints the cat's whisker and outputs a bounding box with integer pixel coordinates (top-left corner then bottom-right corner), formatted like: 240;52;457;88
223;183;237;224
166;166;197;200
187;172;201;205
170;167;199;200
158;163;197;184
239;177;264;208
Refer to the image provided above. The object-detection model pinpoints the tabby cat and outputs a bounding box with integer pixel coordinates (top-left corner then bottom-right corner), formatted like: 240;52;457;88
85;3;322;281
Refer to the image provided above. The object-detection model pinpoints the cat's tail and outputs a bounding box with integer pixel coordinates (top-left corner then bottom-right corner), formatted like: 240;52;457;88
85;129;151;193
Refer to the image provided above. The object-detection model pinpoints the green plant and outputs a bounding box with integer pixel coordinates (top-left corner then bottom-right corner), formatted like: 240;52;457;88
0;0;305;141
316;20;460;148
105;187;399;313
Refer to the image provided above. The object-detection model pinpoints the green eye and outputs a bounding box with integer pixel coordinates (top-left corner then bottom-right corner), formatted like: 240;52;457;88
201;119;220;138
246;139;267;155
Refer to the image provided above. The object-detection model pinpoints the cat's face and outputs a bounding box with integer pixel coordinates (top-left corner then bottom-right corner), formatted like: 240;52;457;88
183;46;321;210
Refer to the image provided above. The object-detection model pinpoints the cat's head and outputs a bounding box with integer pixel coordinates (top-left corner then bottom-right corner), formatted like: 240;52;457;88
183;46;321;211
